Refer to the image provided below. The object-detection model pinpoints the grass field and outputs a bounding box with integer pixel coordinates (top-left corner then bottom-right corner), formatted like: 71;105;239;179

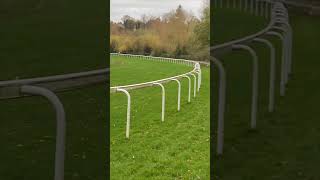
110;56;210;179
213;8;320;180
0;86;107;180
212;8;267;45
0;0;107;80
0;1;107;179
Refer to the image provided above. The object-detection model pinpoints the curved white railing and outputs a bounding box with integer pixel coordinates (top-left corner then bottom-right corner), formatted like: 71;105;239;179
212;0;293;155
0;68;108;180
110;53;204;138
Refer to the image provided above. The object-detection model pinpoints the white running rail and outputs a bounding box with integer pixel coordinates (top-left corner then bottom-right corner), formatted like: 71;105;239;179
110;53;203;138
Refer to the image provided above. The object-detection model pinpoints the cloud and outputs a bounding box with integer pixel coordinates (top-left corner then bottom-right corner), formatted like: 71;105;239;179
111;0;205;22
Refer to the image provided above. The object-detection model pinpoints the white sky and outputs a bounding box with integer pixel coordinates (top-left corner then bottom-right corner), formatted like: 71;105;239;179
111;0;206;22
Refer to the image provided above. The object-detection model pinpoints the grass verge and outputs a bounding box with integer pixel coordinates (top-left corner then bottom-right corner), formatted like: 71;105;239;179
111;56;210;179
213;8;320;180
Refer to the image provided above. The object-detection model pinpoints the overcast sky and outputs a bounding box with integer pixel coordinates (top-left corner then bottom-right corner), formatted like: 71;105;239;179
111;0;206;22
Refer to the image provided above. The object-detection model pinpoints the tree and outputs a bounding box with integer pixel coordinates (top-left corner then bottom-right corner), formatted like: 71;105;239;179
193;2;210;46
110;1;210;61
122;15;136;31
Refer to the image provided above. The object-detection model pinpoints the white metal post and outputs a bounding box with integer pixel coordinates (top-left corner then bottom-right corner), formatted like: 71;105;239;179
172;79;181;111
266;31;286;96
254;38;276;112
153;83;165;122
117;88;131;138
232;44;259;129
183;75;191;103
190;73;197;97
21;85;66;180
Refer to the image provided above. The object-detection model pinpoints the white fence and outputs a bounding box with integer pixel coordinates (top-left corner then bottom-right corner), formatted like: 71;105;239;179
0;68;108;180
110;53;203;138
212;0;293;155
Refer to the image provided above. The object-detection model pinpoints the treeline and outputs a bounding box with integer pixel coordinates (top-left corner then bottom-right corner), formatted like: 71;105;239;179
110;3;209;61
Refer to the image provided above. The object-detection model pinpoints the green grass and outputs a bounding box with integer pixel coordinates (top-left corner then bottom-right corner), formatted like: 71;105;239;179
110;56;210;179
213;8;320;180
111;56;194;86
0;86;107;180
0;0;107;80
212;8;267;45
0;1;107;179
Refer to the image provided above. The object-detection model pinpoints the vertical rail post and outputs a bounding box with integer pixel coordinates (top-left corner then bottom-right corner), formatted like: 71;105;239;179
266;31;286;96
272;25;290;84
196;72;201;92
190;73;197;97
274;19;293;77
183;75;192;103
254;38;276;112
232;44;259;129
117;88;131;138
20;85;66;180
195;63;202;90
172;79;181;111
153;83;165;122
210;57;226;155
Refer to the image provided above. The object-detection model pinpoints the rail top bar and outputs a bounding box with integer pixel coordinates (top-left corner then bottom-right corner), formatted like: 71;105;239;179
110;53;210;66
110;53;202;93
110;67;198;93
0;68;109;99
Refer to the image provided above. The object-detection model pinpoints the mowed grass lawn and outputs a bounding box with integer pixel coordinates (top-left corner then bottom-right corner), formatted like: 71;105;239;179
0;1;107;179
0;0;106;80
0;86;107;180
213;8;320;180
212;8;267;45
110;56;210;179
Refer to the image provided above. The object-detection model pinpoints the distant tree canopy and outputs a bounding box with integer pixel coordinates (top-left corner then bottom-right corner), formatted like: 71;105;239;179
110;3;210;61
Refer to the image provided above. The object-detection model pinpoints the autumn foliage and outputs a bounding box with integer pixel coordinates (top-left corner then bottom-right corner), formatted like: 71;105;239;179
110;3;209;61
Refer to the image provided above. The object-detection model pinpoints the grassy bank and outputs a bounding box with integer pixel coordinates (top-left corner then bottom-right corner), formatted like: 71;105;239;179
0;0;107;179
110;56;210;179
213;8;320;180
